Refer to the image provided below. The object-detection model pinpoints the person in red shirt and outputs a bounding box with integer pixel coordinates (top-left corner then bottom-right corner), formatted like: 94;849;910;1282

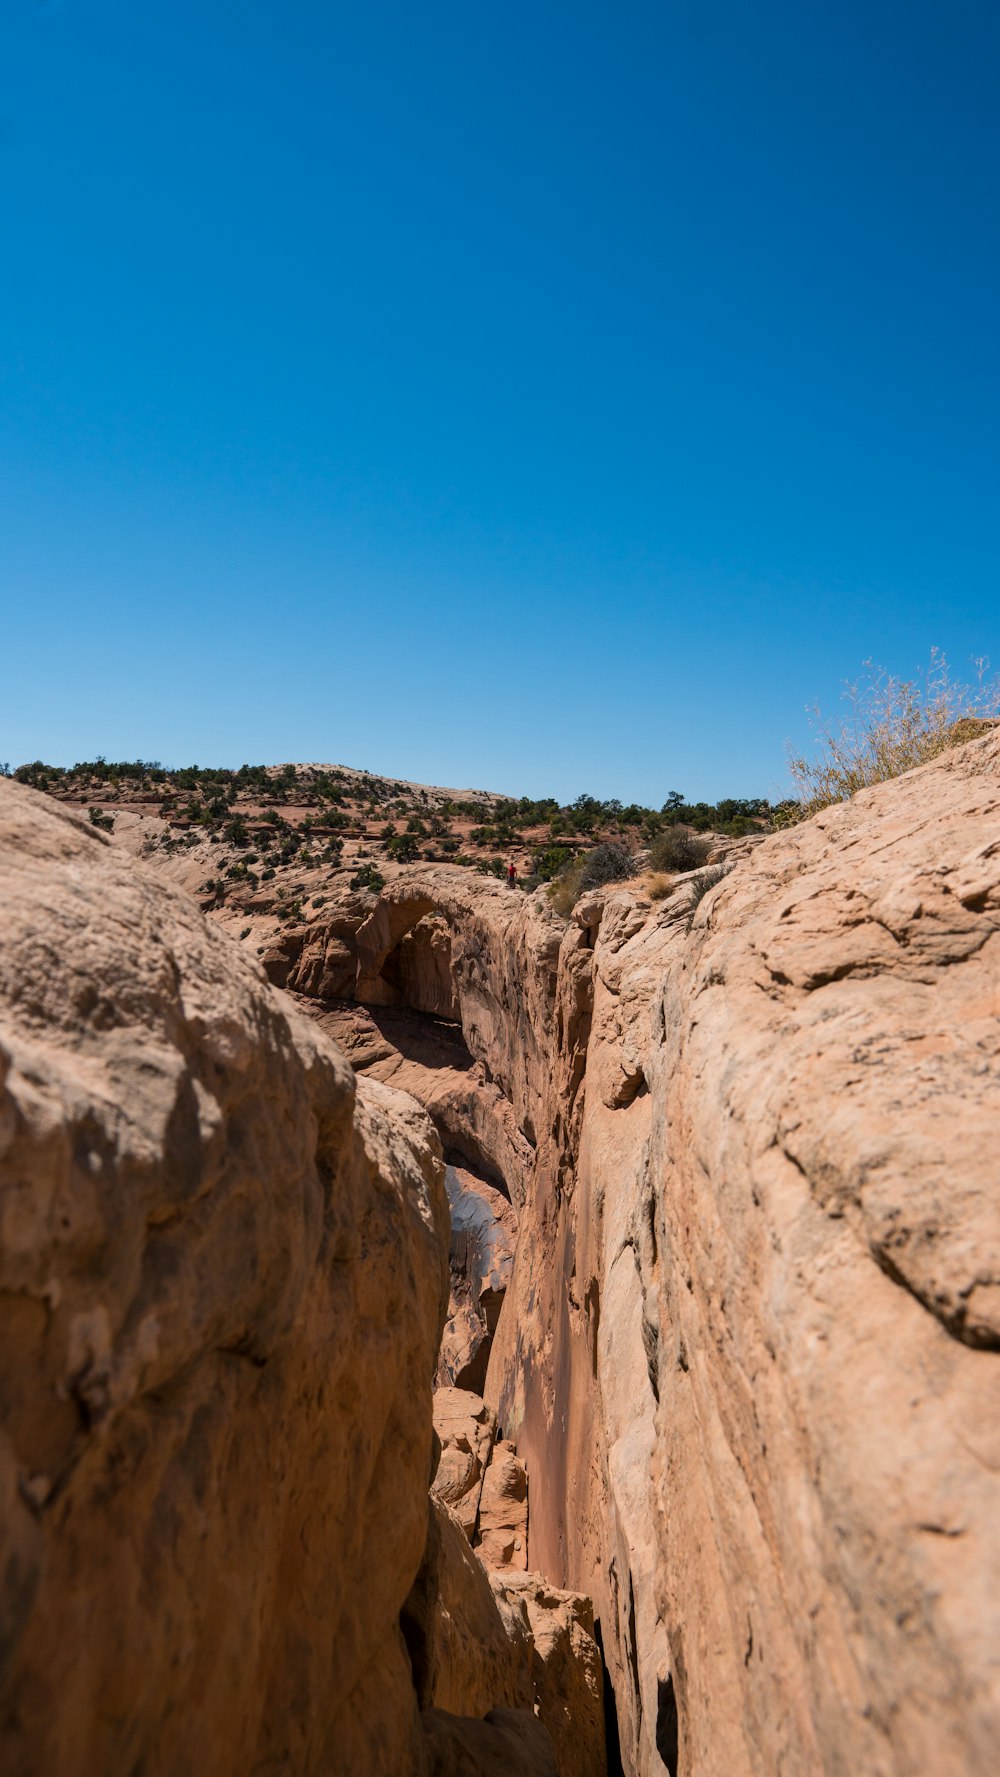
507;860;517;888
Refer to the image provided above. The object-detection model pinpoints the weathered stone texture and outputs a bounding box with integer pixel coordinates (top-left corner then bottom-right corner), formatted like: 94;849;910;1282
0;781;450;1777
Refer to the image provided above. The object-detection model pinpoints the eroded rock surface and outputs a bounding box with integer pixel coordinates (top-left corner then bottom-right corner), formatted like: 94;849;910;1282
492;732;1000;1776
237;731;1000;1777
12;722;999;1777
438;1163;517;1391
476;1438;529;1571
0;780;455;1776
431;1385;497;1537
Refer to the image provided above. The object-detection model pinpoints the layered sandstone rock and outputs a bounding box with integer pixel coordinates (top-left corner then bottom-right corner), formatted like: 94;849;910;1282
407;1492;605;1777
476;1439;529;1571
498;1570;607;1777
0;782;448;1776
437;1163;517;1391
492;732;1000;1776
422;1705;558;1776
432;1385;497;1537
0;779;610;1777
404;1494;535;1719
46;728;999;1777
238;731;1000;1777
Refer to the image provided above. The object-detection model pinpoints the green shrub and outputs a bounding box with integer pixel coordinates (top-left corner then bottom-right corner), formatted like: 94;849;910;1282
577;842;633;893
350;861;385;893
648;826;713;873
387;833;420;862
533;845;573;882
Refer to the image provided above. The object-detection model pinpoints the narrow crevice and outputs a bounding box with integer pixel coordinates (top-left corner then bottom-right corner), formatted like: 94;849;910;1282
594;1619;626;1777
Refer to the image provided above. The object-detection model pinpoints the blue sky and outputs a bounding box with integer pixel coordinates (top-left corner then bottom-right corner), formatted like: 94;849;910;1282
2;0;997;803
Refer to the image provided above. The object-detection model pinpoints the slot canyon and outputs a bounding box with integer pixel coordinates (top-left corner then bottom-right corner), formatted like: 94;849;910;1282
1;728;998;1776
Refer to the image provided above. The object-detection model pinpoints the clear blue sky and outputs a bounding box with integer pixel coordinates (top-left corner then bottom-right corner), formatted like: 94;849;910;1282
2;1;997;804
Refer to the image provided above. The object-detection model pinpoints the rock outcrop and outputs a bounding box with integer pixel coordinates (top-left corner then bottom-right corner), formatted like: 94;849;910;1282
0;781;606;1777
7;721;999;1777
437;1163;517;1393
491;730;1000;1777
0;780;454;1775
237;730;1000;1777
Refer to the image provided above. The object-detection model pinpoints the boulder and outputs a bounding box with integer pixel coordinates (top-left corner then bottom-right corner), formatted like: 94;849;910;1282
432;1386;497;1537
422;1706;558;1776
476;1439;529;1571
437;1164;518;1392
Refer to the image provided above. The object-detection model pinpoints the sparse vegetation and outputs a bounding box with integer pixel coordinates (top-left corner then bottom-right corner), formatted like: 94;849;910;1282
6;756;789;913
547;841;634;915
646;873;673;902
789;651;1000;815
578;842;634;893
350;861;385;894
648;826;713;873
686;863;731;924
386;833;420;862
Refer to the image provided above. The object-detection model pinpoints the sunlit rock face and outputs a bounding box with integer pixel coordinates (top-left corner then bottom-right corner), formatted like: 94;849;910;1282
0;779;608;1777
13;719;998;1777
0;781;451;1777
257;731;1000;1777
437;1163;517;1393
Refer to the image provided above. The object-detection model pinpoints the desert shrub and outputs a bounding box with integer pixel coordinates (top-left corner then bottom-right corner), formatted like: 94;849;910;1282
533;844;574;882
350;861;385;893
387;832;420;862
646;872;674;902
15;761;60;787
548;841;632;915
789;651;1000;814
578;841;633;893
648;826;712;873
88;807;114;832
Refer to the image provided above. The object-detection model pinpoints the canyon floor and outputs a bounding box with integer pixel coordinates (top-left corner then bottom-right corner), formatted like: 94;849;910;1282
1;732;998;1776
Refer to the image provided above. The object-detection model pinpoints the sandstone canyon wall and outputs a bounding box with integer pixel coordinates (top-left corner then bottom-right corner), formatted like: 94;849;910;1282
0;782;598;1777
2;727;998;1777
253;730;1000;1777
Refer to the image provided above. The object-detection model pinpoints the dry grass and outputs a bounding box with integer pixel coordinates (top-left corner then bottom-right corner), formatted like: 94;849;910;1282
646;872;674;901
547;856;586;916
788;651;1000;816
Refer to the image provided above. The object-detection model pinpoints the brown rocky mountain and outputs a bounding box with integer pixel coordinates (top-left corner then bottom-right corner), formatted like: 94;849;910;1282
1;728;998;1775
